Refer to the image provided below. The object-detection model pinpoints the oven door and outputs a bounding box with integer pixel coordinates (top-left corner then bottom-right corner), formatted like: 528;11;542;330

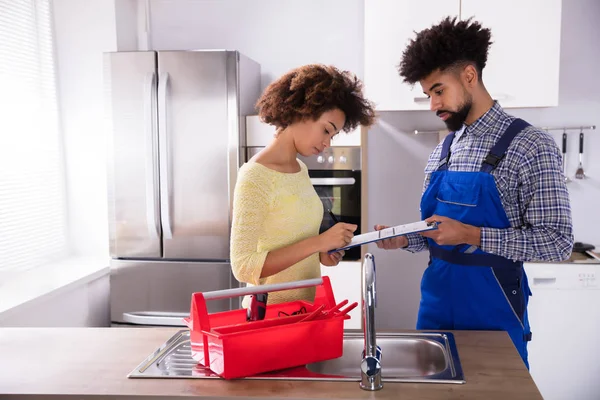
309;170;362;261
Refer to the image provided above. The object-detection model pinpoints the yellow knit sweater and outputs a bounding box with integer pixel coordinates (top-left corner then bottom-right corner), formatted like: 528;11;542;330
230;159;323;307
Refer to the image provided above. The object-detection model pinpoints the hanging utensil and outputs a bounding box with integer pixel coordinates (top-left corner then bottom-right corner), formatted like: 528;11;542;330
562;131;571;183
575;130;586;179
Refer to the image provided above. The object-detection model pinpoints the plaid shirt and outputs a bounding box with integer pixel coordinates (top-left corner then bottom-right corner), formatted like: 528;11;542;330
405;102;574;262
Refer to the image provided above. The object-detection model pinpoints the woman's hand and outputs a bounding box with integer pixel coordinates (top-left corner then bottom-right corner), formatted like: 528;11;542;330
320;250;345;266
317;222;357;252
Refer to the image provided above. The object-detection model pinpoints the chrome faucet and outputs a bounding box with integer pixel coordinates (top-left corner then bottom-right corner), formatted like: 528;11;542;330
360;253;383;391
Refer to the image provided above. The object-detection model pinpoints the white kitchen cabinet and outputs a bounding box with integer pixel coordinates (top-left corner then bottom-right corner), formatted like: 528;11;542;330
331;126;361;147
321;261;362;329
523;262;600;400
364;0;562;110
364;0;460;111
245;115;361;147
460;0;562;108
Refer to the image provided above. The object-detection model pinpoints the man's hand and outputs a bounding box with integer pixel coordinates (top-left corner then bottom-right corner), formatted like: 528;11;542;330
373;225;408;250
320;250;345;266
420;215;481;246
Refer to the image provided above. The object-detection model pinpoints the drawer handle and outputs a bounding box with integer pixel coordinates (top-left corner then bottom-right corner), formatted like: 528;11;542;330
532;277;557;285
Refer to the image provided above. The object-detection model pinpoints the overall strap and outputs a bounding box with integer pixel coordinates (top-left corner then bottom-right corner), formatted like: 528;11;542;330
481;118;531;173
437;132;456;171
429;245;522;269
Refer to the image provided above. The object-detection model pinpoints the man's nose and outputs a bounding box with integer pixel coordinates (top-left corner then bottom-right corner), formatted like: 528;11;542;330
430;97;442;112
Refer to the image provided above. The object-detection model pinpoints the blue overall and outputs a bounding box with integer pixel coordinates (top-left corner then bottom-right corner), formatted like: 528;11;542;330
417;119;533;368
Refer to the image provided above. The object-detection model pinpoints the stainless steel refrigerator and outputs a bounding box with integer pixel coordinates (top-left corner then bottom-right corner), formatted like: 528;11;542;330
104;50;261;326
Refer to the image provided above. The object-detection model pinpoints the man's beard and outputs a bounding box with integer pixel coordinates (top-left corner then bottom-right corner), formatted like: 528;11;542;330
437;99;472;132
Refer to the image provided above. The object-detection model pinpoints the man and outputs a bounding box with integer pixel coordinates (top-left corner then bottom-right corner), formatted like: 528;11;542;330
375;17;573;368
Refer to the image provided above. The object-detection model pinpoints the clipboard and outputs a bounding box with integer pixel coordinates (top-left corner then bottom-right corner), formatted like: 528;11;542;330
329;220;438;253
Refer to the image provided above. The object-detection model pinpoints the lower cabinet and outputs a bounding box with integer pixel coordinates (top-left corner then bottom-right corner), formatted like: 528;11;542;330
320;261;362;330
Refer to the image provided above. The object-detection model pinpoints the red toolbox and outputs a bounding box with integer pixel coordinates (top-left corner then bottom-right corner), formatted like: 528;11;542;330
184;276;353;379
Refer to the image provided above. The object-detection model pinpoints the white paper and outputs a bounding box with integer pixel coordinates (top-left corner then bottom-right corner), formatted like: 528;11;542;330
331;220;438;252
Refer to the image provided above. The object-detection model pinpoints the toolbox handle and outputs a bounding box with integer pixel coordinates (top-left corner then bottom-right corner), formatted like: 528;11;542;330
202;277;324;300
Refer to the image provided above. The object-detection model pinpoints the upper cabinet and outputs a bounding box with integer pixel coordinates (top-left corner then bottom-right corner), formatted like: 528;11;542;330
460;0;562;108
364;0;460;111
246;115;361;147
364;0;562;110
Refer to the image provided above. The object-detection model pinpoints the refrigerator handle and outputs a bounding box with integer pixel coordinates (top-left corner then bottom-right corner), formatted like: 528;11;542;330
122;311;188;327
144;72;160;240
158;72;173;239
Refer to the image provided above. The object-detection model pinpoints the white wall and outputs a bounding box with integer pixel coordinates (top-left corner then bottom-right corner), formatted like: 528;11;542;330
148;0;365;91
115;0;139;51
53;0;117;259
509;0;600;245
0;274;110;327
35;0;118;327
366;117;439;329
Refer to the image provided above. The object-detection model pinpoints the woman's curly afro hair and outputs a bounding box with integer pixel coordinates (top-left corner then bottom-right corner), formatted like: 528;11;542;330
256;64;376;132
398;17;492;84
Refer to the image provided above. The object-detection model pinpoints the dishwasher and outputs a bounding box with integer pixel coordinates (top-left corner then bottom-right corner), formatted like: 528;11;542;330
524;261;600;400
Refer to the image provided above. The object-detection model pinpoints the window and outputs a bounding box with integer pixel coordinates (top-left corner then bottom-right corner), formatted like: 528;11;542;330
0;0;68;280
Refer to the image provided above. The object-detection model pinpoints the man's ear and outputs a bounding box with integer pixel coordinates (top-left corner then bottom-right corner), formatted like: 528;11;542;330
463;64;479;87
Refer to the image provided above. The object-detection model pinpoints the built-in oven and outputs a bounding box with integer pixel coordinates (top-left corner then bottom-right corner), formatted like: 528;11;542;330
245;146;362;261
299;146;362;261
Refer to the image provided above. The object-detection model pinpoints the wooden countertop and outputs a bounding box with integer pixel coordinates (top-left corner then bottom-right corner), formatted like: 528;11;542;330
0;327;542;400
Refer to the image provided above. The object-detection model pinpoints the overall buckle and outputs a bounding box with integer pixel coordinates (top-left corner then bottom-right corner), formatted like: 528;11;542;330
484;153;505;168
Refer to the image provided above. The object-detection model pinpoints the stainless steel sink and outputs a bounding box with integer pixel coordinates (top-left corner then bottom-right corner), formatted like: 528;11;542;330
307;332;464;384
128;330;465;384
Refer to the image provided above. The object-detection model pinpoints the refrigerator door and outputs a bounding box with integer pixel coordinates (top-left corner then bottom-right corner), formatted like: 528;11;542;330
157;50;239;260
110;259;235;324
105;51;161;259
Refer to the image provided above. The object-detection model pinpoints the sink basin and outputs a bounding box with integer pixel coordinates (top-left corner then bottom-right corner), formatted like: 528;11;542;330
128;330;464;384
307;332;464;383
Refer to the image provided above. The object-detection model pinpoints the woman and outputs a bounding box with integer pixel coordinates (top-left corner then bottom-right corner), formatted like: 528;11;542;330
230;64;376;307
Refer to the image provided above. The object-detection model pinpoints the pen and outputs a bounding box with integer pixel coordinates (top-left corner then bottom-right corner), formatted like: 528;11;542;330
328;209;339;224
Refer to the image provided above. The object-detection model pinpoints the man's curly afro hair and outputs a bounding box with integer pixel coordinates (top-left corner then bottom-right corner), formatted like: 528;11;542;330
256;64;376;132
398;17;492;84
